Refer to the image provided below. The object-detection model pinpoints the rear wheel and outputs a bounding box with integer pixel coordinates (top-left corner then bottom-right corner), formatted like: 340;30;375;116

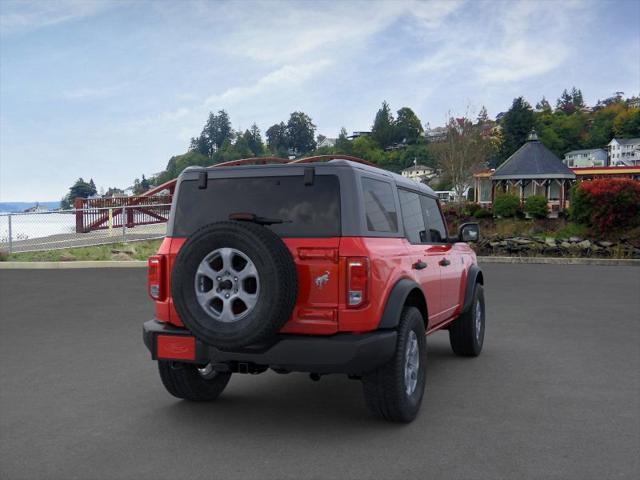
449;283;485;356
158;361;231;401
362;307;426;422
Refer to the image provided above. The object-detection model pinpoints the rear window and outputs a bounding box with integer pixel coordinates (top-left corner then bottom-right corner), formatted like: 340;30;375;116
172;175;341;237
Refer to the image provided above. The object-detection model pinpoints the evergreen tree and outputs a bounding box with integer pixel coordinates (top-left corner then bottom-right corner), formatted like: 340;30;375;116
535;97;552;113
395;107;423;144
477;106;490;124
556;89;576;114
201;110;233;155
571;87;585;110
371;101;395;148
499;97;535;163
266;122;289;154
286;111;316;155
335;127;352;153
243;123;264;156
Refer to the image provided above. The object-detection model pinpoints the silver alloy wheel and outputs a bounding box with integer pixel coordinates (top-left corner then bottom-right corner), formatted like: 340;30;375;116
194;247;260;323
404;330;420;396
475;299;483;343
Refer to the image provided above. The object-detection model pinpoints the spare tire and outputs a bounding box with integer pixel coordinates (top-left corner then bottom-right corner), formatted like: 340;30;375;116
171;221;298;349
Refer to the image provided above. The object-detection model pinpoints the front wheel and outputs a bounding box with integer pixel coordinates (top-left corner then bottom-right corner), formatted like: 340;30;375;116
362;306;427;422
158;361;231;401
449;283;485;356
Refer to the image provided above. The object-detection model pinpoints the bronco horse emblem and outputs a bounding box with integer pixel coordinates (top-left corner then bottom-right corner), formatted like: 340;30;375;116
314;271;330;289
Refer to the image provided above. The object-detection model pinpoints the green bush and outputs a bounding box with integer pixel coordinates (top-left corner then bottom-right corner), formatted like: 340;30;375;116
524;195;549;219
474;208;493;219
493;193;521;218
462;202;482;217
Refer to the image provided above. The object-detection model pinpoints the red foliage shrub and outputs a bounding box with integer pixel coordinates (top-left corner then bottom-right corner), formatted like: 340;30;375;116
570;179;640;234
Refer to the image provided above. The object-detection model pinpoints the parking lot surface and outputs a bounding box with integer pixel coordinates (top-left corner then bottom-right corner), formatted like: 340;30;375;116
1;264;638;480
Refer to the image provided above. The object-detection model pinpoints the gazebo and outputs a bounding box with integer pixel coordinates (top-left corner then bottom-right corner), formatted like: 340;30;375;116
474;131;576;216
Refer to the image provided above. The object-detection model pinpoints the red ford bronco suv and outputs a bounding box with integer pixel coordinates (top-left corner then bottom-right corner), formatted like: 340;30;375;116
143;157;485;422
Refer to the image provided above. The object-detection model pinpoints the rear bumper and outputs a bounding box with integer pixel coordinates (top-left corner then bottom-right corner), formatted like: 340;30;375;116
143;319;397;375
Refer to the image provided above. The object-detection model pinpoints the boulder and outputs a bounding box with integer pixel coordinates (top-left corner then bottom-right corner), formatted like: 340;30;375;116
577;240;592;249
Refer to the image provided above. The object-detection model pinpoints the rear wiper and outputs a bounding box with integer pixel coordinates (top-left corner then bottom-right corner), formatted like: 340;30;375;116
229;212;291;226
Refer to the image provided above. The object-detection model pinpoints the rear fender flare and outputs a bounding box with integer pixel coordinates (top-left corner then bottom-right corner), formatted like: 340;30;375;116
378;279;427;329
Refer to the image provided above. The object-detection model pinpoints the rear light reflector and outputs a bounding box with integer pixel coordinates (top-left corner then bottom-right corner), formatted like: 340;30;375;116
346;257;369;308
157;335;195;361
148;255;166;300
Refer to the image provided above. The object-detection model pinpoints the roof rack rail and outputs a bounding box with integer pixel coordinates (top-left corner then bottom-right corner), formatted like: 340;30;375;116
288;155;375;167
137;155;375;198
212;157;289;168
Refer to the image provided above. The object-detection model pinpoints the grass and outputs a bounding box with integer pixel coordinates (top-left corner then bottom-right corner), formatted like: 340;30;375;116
1;239;162;262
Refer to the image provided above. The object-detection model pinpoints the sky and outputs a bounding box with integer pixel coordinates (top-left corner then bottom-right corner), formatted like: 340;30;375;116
0;0;639;202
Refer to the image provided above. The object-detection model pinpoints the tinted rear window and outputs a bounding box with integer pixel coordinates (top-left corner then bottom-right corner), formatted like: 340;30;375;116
172;175;340;237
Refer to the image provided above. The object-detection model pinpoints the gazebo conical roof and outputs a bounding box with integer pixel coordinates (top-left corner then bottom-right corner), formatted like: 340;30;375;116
492;130;576;180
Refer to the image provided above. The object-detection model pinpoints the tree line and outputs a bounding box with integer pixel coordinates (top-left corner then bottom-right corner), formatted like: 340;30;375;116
61;88;640;205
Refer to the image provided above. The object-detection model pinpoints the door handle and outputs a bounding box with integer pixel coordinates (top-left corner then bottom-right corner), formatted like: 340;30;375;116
412;261;427;270
439;258;451;267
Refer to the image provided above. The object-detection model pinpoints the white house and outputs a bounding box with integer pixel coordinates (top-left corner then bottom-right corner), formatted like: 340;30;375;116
608;138;640;166
563;148;608;168
401;163;437;183
317;137;336;148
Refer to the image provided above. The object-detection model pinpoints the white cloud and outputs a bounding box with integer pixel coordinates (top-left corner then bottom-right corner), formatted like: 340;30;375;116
0;0;116;35
205;60;333;105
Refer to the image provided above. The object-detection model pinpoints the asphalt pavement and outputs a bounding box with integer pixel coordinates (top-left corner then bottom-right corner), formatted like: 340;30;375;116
0;265;638;480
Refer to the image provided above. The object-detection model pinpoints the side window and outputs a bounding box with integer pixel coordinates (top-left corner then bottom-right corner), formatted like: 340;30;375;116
361;177;398;233
399;189;427;243
420;196;448;243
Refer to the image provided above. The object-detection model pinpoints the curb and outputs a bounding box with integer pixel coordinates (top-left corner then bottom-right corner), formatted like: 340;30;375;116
477;256;640;266
1;257;639;269
0;261;147;269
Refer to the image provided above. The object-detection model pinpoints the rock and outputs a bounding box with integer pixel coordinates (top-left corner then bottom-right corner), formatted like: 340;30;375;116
560;242;572;249
545;237;556;246
577;240;591;249
597;241;614;248
59;252;76;261
489;242;502;248
569;236;582;243
513;238;533;245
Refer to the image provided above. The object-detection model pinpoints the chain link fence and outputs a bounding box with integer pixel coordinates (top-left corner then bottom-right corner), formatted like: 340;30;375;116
0;204;171;254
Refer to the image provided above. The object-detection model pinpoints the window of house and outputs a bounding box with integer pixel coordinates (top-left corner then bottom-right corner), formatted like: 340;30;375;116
549;182;560;201
420;196;448;243
361;177;398;233
398;190;427;243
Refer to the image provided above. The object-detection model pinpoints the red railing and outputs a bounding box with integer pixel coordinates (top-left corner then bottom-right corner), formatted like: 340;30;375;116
74;155;371;233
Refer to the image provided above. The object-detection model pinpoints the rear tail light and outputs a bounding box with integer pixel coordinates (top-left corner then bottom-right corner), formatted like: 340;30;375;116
148;255;166;300
346;257;369;308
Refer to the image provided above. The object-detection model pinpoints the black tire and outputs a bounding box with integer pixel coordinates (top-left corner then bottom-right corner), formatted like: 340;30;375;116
158;361;231;401
362;307;427;422
449;283;485;357
172;221;298;349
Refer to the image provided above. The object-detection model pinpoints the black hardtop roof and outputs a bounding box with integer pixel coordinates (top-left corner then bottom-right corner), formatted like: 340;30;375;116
185;159;436;196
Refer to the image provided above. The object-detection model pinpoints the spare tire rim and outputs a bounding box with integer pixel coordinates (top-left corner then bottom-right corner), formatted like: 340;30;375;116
404;330;419;396
194;247;260;323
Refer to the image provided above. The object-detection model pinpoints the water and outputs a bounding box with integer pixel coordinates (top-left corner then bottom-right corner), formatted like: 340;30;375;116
0;212;75;243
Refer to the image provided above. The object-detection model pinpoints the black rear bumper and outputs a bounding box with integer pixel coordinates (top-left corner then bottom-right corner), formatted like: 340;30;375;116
143;319;397;375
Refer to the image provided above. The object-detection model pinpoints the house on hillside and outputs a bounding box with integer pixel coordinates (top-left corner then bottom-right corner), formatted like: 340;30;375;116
473;130;576;217
401;162;437;183
317;137;336;148
347;131;371;140
563;148;608;168
608;138;640;166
